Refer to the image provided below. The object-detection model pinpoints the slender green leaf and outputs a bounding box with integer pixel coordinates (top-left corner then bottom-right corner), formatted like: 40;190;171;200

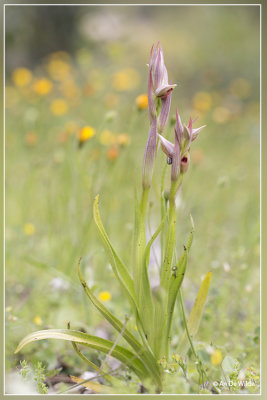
177;272;212;356
15;329;147;380
139;212;168;346
167;250;188;331
78;262;147;361
93;195;137;311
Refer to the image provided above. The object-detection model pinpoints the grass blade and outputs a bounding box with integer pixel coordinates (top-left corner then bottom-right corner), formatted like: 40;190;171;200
177;271;212;356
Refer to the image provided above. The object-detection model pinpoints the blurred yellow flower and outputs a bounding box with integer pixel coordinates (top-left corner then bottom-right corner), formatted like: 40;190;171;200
212;106;231;124
33;315;43;326
117;133;131;147
48;59;71;82
112;68;140;91
78;126;96;143
193;91;212;112
24;223;35;236
211;350;223;366
25;131;38;146
33;78;53;95
99;129;116;146
136;93;148;110
98;291;112;302
12;68;32;88
50;98;68;116
230;78;251;99
107;146;119;161
5;86;19;108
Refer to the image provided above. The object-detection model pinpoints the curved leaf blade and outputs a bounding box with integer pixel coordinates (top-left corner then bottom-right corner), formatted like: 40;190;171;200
15;329;147;380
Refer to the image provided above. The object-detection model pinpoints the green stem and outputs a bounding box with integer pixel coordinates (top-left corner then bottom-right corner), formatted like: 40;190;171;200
160;175;183;290
160;164;168;267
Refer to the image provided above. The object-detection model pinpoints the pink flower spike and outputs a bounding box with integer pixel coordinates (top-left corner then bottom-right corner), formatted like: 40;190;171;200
187;117;193;134
142;118;158;189
175;108;184;145
154;49;163;89
148;67;156;122
191;125;207;141
158;91;172;133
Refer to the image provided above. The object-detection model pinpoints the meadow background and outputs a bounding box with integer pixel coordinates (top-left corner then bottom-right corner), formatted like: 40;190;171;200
5;5;260;394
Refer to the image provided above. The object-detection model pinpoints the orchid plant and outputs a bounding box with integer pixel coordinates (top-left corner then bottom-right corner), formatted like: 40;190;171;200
15;43;216;394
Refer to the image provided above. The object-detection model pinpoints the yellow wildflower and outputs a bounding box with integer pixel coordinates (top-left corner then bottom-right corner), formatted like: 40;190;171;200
12;68;32;87
5;86;19;108
33;78;53;95
98;291;112;302
136;93;148;110
112;68;140;91
48;58;71;82
212;107;231;124
193;91;212;112
230;78;251;99
33;316;43;326
211;350;223;366
78;126;96;143
107;146;119;161
24;223;35;236
50;98;68;116
99;129;116;146
117;133;131;147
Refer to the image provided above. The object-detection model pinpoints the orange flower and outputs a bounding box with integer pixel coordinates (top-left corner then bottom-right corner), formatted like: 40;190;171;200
107;146;119;161
136;94;148;110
